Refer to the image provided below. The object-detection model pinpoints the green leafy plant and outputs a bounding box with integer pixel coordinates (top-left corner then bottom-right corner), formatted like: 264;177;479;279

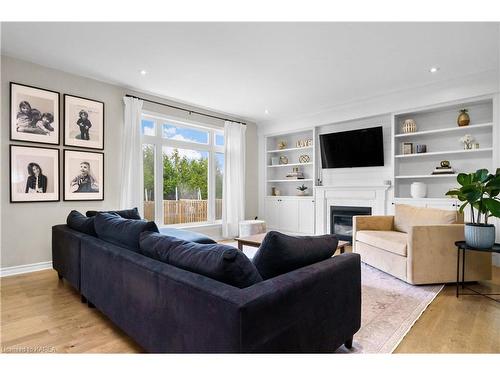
446;169;500;224
459;109;469;114
297;184;308;192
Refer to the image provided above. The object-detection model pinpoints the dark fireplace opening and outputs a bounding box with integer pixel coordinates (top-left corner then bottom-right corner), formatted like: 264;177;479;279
330;206;372;243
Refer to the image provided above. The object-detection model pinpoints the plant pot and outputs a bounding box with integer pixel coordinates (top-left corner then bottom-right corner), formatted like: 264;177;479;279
297;190;306;196
464;223;496;249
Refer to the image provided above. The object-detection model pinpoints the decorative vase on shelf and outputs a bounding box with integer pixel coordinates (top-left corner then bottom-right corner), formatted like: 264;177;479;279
401;119;417;134
457;109;470;127
410;182;427;198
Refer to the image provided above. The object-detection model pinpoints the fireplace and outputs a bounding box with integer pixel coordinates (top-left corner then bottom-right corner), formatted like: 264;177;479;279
330;206;372;242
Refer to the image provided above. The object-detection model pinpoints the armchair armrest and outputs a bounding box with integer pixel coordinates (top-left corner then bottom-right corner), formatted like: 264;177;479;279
408;224;491;284
353;215;394;233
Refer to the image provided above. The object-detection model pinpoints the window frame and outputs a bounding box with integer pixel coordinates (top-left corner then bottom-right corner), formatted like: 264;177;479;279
141;111;224;227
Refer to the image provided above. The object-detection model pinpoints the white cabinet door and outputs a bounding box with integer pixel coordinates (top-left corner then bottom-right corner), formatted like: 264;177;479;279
298;199;315;234
264;198;280;230
279;199;299;233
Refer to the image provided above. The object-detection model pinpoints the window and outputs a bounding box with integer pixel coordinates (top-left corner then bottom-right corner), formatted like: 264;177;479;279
141;115;224;226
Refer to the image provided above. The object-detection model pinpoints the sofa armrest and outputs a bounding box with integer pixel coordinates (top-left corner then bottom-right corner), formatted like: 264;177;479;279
237;253;361;352
407;224;491;284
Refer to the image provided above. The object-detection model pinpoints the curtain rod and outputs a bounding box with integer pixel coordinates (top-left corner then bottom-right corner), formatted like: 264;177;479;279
125;94;246;125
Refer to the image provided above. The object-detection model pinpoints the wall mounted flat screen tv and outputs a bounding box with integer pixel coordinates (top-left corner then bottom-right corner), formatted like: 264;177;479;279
319;126;384;168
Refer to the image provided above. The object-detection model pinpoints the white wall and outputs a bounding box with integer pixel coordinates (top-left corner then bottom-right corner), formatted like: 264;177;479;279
258;69;500;265
1;55;258;270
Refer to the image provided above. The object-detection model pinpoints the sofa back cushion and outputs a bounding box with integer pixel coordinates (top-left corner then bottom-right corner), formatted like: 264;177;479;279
94;213;158;251
394;204;463;233
252;231;338;280
86;207;141;220
66;210;97;236
139;232;262;288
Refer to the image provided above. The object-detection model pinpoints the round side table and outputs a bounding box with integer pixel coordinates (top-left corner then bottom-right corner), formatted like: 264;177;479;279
455;241;500;302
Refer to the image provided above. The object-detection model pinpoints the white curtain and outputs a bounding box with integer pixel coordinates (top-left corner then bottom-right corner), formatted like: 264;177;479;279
222;121;246;238
120;97;144;215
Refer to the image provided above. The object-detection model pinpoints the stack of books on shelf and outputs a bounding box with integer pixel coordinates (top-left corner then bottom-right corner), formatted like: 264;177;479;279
286;171;305;179
431;165;455;175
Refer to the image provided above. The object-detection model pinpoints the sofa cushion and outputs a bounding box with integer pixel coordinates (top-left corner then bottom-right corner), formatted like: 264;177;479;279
94;213;158;252
252;231;338;280
139;231;262;288
159;227;216;244
356;230;408;257
394;204;461;234
66;210;97;236
86;207;141;220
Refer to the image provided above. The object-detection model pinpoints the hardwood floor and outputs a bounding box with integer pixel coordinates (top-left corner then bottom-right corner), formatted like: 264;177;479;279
394;266;500;353
1;266;499;353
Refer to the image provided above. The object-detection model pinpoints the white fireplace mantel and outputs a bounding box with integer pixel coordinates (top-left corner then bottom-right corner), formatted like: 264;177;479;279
314;185;391;235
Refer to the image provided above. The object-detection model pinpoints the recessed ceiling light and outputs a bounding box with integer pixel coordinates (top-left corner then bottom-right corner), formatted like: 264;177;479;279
429;66;440;73
140;70;147;76
264;109;270;115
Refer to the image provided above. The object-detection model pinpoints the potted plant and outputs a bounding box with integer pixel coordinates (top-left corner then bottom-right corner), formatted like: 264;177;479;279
446;169;500;249
296;184;308;196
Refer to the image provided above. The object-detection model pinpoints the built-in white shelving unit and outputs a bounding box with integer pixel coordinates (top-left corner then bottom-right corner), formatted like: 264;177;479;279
392;96;496;201
264;128;315;197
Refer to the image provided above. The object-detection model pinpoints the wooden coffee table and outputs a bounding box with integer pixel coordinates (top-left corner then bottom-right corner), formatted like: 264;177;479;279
235;232;349;254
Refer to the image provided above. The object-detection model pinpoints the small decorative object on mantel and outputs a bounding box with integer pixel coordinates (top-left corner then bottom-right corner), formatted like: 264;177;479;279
278;140;287;150
457;109;470;127
459;134;474;150
402;142;413;155
416;144;427;153
279;155;288;164
271;186;277;196
299;154;311;163
296;184;308;196
432;160;455;175
410;182;427;198
401;119;417;134
446;168;500;249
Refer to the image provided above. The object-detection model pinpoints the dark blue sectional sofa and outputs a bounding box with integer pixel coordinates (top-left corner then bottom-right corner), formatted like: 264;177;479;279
52;213;361;353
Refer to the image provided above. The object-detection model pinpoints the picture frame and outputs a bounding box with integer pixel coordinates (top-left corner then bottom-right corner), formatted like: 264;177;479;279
9;145;60;203
64;94;104;150
402;142;414;155
10;82;60;145
64;149;104;201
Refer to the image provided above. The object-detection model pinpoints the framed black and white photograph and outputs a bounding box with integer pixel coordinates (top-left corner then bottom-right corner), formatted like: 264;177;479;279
64;94;104;150
10;145;60;203
10;82;60;145
64;150;104;201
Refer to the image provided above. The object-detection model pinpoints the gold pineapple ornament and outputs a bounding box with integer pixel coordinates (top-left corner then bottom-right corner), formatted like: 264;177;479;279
457;109;470;127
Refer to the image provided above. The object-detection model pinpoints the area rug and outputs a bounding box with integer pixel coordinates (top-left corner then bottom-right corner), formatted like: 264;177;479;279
232;243;443;354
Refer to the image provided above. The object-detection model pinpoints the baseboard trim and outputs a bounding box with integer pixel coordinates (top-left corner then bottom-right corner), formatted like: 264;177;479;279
0;261;53;277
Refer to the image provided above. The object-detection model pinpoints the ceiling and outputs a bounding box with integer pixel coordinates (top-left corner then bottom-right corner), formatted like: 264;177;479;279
1;22;498;124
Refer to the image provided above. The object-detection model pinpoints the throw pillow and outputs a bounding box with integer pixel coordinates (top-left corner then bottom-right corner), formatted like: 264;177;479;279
86;207;141;220
252;231;338;280
66;210;97;236
139;231;262;288
94;212;159;251
394;204;462;233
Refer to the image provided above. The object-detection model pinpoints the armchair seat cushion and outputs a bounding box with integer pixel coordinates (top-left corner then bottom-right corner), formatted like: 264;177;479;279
356;230;408;257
